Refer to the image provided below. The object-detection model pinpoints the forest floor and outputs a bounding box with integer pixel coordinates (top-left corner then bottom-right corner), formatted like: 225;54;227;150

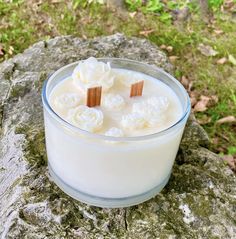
0;0;236;171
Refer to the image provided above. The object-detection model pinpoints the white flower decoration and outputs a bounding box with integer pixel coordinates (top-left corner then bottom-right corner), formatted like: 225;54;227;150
102;93;125;110
115;69;144;87
67;105;103;132
105;127;124;137
72;57;114;92
121;113;146;130
146;96;169;111
54;93;81;109
132;96;169;126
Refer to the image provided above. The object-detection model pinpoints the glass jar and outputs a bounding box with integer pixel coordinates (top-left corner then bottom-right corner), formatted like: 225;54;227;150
42;58;191;208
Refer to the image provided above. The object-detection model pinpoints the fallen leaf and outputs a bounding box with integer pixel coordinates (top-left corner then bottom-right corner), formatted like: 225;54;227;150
169;55;179;63
221;155;235;171
129;12;137;18
190;91;198;107
160;44;167;49
217;57;227;64
223;0;235;10
216;132;230;142
8;46;14;55
180;75;190;89
198;43;218;57
210;95;219;104
166;46;173;52
212;137;219;145
82;34;87;40
52;0;63;3
139;29;154;37
213;29;224;35
216;116;236;124
228;54;236;65
193;95;211;112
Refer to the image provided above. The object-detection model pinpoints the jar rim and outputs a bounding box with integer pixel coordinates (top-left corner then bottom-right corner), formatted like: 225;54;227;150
42;58;191;142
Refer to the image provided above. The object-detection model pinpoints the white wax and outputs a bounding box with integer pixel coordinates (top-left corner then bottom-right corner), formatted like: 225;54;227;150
45;66;185;199
49;69;183;136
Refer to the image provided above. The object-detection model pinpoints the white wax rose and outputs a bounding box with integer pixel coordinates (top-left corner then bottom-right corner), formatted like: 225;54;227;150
132;96;169;126
103;93;125;110
72;57;114;92
54;93;81;109
67;105;103;132
115;69;144;87
146;96;169;111
105;127;124;137
121;113;147;130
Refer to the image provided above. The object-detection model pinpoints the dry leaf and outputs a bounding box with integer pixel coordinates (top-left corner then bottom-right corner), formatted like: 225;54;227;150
169;56;179;63
223;0;235;10
193;95;211;112
213;29;224;35
129;12;137;18
228;54;236;65
210;95;219;104
217;57;227;65
8;46;14;55
212;137;219;145
139;29;154;37
191;97;197;107
160;44;167;49
180;75;190;89
166;46;173;52
180;75;192;92
222;155;235;171
216;116;236;124
190;91;198;107
82;34;87;40
198;43;218;57
52;0;63;3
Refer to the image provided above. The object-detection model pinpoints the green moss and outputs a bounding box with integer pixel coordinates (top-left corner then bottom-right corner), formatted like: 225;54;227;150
15;126;46;167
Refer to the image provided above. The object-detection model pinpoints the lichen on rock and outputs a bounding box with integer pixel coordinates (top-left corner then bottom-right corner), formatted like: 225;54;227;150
0;34;236;238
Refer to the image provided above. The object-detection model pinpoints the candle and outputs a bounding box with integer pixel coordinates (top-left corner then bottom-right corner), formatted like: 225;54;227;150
42;58;190;208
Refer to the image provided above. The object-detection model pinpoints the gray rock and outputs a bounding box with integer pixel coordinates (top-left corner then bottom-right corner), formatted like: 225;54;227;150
0;34;235;239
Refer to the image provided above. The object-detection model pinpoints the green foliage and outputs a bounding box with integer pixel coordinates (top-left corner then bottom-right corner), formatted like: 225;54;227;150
228;146;236;155
73;0;89;8
73;0;104;9
125;0;142;11
145;0;163;13
208;0;224;11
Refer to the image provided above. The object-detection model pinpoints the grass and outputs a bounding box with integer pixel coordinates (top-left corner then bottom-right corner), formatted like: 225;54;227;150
0;0;236;160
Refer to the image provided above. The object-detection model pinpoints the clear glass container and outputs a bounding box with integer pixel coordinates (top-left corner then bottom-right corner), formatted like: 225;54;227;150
42;58;191;208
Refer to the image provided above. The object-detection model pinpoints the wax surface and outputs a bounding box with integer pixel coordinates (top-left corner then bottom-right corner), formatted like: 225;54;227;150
49;68;183;137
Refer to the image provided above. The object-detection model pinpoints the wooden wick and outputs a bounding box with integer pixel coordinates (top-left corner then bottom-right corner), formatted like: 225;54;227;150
130;81;144;97
86;86;102;107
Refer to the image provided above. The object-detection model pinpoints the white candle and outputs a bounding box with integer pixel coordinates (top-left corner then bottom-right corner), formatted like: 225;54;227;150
42;58;190;207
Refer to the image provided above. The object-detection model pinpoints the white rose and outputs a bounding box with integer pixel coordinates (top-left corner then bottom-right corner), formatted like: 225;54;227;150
54;93;81;109
72;57;114;92
67;105;103;132
102;93;125;110
147;96;169;111
115;69;144;87
121;113;147;130
105;127;124;137
132;96;169;126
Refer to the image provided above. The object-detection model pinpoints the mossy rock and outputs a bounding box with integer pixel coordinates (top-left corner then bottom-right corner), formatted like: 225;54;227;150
0;34;235;239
